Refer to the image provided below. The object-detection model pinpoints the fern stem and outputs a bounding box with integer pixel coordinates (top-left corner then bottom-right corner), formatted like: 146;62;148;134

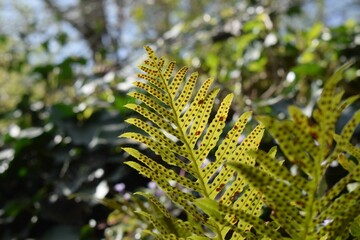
301;157;321;239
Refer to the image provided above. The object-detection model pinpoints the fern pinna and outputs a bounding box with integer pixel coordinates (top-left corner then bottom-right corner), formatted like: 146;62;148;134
121;46;266;239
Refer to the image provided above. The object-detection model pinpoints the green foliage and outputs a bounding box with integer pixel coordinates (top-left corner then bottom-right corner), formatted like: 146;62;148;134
0;33;132;238
1;1;359;239
0;97;129;239
121;46;266;239
121;47;360;239
228;63;360;239
170;16;359;110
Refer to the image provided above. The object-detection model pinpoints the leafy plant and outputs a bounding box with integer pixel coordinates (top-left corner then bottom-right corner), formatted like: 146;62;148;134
120;47;360;239
121;46;267;239
224;62;360;239
0;94;130;239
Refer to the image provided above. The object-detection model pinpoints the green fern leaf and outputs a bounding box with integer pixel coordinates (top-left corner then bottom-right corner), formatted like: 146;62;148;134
121;46;265;238
133;192;206;239
195;198;282;239
231;63;360;239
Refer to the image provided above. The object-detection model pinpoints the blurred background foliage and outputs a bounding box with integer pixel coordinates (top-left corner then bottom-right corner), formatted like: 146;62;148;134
0;0;359;239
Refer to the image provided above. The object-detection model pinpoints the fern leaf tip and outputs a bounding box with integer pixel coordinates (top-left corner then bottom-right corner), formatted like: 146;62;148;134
225;93;234;101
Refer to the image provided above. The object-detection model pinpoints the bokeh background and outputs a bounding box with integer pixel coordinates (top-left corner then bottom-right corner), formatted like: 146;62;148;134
0;0;359;239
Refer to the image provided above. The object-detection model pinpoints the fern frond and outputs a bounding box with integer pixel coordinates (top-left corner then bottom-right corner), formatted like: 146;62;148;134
121;46;265;238
232;63;360;239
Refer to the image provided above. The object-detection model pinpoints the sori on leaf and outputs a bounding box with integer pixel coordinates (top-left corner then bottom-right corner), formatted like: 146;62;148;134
119;46;360;239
